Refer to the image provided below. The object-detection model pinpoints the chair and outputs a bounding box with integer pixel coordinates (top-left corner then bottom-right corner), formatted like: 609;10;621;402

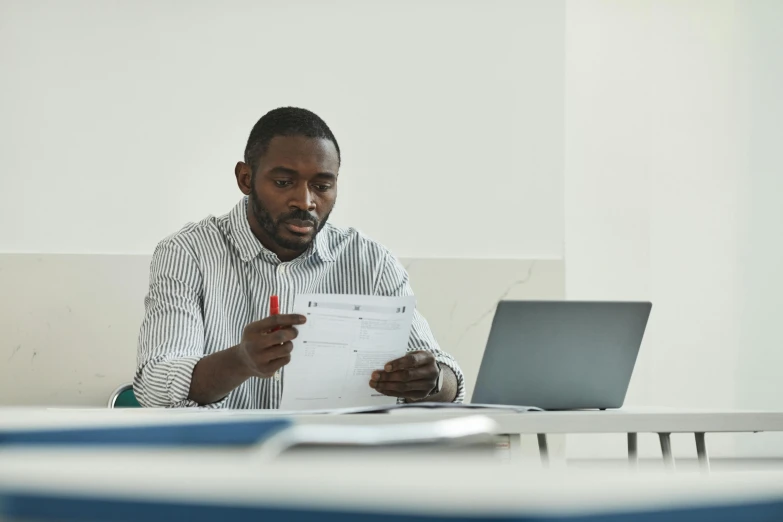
108;383;141;408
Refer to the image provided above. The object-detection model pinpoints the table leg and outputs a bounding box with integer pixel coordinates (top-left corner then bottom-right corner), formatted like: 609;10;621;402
537;433;549;467
658;432;675;470
628;432;638;469
695;432;710;473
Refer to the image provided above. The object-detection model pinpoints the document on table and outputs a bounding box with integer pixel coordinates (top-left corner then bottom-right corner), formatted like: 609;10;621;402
280;294;416;410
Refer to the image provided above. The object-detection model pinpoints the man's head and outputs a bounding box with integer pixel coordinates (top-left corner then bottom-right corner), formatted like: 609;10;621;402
235;107;340;261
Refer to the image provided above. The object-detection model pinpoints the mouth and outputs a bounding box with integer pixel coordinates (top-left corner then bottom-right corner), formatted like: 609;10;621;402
284;219;316;235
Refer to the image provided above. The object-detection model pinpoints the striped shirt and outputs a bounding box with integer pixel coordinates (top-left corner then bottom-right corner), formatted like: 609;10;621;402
135;196;465;408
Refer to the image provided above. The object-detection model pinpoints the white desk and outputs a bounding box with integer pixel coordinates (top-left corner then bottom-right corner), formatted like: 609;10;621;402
2;407;782;470
275;408;783;470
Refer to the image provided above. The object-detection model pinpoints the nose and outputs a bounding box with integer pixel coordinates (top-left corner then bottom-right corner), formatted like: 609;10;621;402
290;183;316;212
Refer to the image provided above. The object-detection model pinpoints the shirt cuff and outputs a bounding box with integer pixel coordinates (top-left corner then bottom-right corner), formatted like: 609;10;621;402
163;356;228;408
435;354;465;403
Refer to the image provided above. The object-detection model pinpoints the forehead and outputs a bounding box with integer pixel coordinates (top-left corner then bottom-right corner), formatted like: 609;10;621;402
259;136;339;173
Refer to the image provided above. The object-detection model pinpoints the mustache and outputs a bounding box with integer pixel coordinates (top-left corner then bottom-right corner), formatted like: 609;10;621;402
279;208;319;227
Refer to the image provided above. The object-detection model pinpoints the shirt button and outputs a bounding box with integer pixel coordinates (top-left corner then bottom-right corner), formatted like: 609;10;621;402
277;264;286;275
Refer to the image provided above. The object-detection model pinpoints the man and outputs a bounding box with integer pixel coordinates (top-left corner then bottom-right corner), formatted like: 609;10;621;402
135;107;464;408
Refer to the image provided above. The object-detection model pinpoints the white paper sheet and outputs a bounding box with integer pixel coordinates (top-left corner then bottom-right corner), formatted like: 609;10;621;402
280;294;415;410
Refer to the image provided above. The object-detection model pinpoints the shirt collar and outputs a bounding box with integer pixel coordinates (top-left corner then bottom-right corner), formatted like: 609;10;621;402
228;196;334;264
314;223;335;263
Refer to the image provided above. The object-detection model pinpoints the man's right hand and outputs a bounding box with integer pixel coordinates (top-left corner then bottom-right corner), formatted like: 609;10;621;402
236;314;306;378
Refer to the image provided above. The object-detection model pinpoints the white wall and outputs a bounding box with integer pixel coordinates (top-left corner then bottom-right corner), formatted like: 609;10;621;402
734;0;783;456
567;0;744;408
0;0;564;259
565;0;783;458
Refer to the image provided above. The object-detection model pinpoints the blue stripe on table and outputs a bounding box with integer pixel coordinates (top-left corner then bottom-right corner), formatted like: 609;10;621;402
0;418;290;447
1;491;781;522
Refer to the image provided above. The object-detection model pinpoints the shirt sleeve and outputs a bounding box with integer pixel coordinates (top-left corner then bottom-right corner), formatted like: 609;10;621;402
374;251;466;403
134;239;228;408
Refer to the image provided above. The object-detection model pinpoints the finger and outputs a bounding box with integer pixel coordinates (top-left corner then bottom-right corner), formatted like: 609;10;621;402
370;379;435;394
384;351;434;372
248;314;306;332
264;354;291;375
370;380;434;399
258;341;294;364
262;327;299;346
372;366;437;383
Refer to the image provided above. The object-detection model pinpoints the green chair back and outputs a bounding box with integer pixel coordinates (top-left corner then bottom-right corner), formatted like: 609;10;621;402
109;384;141;408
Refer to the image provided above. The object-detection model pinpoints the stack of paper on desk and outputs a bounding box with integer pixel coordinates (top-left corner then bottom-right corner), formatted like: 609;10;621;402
275;403;541;415
256;415;500;459
328;402;543;414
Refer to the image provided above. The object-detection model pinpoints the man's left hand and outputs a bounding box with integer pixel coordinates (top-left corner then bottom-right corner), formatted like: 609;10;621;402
369;350;439;401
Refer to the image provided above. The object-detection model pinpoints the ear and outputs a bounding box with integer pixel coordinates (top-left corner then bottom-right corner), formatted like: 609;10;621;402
235;161;252;195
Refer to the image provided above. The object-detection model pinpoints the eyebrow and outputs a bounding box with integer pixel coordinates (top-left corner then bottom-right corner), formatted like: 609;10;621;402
268;167;337;180
268;166;299;176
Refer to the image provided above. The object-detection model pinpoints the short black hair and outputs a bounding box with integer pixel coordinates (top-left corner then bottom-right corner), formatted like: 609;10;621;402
244;107;340;172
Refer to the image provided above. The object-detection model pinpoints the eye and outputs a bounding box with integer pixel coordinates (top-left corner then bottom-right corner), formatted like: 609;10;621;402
313;184;332;192
273;180;293;188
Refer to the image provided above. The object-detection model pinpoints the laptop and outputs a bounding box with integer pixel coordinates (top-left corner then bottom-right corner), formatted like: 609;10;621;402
471;300;651;410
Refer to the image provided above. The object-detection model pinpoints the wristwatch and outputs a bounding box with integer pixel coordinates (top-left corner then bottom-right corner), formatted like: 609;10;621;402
428;363;443;397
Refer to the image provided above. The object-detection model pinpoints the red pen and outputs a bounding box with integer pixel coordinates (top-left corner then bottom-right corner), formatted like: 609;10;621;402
270;295;281;381
270;295;280;332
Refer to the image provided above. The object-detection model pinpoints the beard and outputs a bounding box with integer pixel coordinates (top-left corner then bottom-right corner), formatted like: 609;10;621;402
249;189;331;253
